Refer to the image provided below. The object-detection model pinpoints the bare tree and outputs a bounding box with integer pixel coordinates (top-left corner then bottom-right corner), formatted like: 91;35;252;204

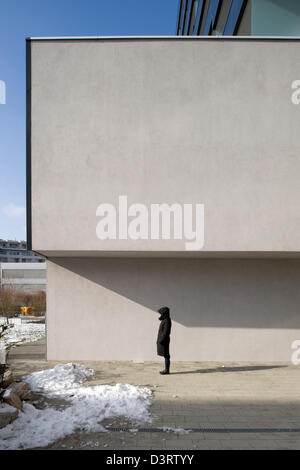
31;291;46;315
0;287;18;318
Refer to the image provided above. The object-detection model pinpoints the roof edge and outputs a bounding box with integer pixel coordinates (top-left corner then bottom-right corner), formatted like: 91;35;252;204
27;35;300;41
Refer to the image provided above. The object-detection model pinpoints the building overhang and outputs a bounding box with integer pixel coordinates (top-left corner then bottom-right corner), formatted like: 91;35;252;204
38;251;300;259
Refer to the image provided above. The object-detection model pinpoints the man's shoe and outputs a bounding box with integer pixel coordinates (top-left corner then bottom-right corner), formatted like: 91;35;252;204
160;369;169;375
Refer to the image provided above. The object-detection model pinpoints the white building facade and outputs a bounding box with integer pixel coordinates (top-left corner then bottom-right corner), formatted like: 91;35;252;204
27;37;300;361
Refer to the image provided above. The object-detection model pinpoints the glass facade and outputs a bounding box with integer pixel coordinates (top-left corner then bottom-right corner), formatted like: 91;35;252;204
177;0;249;35
252;0;300;36
177;0;300;36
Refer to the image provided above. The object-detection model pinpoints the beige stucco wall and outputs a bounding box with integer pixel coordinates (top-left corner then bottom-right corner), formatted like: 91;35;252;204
32;38;300;361
30;38;300;255
46;257;300;361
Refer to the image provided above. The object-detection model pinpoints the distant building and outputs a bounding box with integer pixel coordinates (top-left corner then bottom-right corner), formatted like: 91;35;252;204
0;262;46;293
0;239;45;263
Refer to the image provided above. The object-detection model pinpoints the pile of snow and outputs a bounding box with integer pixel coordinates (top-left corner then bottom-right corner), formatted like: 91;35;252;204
25;363;94;396
0;363;152;450
0;317;45;349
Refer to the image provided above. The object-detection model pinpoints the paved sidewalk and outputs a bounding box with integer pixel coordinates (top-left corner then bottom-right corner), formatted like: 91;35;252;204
7;339;300;450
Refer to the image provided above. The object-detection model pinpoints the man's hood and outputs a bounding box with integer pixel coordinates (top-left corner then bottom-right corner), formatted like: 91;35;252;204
158;306;170;320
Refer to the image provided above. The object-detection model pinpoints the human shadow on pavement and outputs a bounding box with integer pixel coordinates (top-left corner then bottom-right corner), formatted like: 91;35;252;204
170;365;287;374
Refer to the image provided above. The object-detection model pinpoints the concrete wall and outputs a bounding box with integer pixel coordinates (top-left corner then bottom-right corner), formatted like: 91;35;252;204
46;257;300;361
30;38;300;255
31;38;300;361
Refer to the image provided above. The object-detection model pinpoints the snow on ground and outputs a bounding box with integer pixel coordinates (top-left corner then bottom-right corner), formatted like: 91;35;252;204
0;317;45;349
0;403;17;415
25;362;95;396
0;363;153;450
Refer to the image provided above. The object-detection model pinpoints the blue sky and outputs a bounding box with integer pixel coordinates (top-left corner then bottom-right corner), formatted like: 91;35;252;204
0;0;178;241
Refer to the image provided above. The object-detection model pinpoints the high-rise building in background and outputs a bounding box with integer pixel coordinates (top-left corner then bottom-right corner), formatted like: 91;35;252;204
177;0;300;37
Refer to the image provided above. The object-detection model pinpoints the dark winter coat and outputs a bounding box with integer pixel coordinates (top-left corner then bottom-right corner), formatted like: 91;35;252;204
156;307;172;357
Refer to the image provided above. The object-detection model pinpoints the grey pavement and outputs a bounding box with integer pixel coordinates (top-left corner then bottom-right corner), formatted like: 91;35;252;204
7;339;300;450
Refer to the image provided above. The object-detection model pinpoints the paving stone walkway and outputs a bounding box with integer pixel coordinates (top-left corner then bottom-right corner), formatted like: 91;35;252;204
7;339;300;450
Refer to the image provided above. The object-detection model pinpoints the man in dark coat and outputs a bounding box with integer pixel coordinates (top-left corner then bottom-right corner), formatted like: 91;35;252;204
157;306;172;375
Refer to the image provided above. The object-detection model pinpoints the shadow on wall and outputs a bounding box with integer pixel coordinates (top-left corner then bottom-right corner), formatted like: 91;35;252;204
50;257;300;329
